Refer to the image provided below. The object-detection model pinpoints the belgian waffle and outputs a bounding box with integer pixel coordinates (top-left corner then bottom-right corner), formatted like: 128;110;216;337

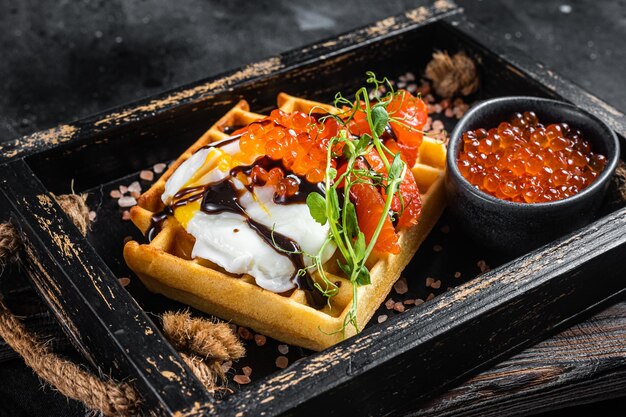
124;93;447;351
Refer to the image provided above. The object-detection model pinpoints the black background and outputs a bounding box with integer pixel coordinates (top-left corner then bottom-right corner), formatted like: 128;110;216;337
0;0;625;416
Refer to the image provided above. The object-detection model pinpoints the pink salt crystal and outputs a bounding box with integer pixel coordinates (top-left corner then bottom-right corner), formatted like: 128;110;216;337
118;196;137;208
393;302;405;313
127;181;141;194
393;277;408;295
140;170;154;181
153;163;167;174
254;334;267;346
233;375;251;384
275;356;289;369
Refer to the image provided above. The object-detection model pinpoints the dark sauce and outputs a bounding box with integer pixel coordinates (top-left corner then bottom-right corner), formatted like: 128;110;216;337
231;156;326;205
146;153;327;308
222;124;246;135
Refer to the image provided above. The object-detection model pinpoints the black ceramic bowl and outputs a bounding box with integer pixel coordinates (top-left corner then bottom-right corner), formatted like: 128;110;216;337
445;96;620;255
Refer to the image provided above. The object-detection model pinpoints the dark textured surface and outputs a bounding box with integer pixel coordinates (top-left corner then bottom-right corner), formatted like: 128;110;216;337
0;0;625;416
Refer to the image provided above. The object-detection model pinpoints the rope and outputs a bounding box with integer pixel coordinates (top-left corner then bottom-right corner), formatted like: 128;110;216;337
0;193;244;416
425;51;480;98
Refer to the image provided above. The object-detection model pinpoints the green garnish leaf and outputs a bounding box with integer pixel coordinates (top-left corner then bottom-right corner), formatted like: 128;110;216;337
371;106;389;138
337;259;352;276
306;192;327;225
328;167;338;180
354;231;366;262
389;152;404;181
344;201;358;239
328;187;340;222
355;134;372;155
355;264;371;286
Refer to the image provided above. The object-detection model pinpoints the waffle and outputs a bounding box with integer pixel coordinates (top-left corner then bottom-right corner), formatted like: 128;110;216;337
124;93;447;351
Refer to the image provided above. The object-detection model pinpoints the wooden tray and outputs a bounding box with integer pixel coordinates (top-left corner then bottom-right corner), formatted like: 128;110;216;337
1;3;626;416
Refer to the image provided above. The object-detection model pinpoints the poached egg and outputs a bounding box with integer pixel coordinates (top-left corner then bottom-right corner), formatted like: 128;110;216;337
162;139;335;293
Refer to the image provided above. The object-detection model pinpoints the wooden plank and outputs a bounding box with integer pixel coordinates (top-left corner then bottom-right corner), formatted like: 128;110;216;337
414;301;626;416
0;159;214;417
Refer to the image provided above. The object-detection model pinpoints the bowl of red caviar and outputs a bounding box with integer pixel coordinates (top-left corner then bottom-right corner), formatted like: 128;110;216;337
445;96;620;254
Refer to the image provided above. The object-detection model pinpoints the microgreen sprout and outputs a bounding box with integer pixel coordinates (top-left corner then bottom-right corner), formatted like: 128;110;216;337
303;72;418;335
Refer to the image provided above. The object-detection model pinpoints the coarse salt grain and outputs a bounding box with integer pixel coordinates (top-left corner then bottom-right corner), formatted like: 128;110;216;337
128;181;141;194
426;277;435;287
140;170;154;181
431;279;442;289
454;271;462;279
118;277;131;287
275;356;289;369
404;299;415;305
393;302;405;313
478;260;491;273
242;366;252;377
377;315;388;323
110;190;122;199
121;210;131;221
238;327;253;340
153;162;167;174
393;277;408;295
444;108;454;118
130;191;141;199
88;211;97;221
426;293;435;301
415;299;425;306
385;298;395;310
277;344;289;355
432;120;444;132
221;361;232;373
118;196;137;208
254;334;266;346
233;374;251;384
119;185;128;194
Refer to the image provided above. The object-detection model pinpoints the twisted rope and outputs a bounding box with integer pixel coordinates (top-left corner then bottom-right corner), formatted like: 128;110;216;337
0;193;244;416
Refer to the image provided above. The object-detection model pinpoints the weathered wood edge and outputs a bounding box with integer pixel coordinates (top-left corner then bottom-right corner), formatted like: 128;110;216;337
412;301;626;417
213;205;626;416
0;0;460;162
0;159;214;417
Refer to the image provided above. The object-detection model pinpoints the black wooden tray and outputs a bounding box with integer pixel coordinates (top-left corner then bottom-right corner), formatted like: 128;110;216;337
2;3;626;416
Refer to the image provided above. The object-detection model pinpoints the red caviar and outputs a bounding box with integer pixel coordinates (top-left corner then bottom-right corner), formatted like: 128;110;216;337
238;109;341;183
348;90;428;166
233;90;428;254
457;111;607;203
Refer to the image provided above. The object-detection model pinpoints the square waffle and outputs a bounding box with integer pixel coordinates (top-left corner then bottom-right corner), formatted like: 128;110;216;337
124;93;447;351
